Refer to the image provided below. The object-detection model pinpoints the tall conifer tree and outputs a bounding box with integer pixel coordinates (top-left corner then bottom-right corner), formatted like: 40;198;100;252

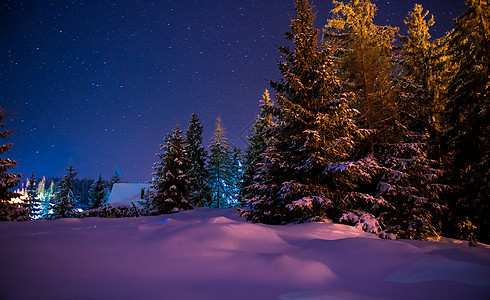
324;0;446;239
240;90;275;202
185;113;211;206
0;107;22;203
26;171;39;218
207;117;235;208
325;0;400;145
152;125;193;214
242;0;376;226
52;164;78;218
109;167;121;192
88;174;107;209
443;0;489;242
36;176;52;219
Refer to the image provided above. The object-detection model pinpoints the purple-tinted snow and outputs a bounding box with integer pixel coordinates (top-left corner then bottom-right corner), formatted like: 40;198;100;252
0;208;489;299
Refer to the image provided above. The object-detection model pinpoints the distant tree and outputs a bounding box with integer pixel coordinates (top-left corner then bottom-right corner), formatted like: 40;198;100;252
36;176;53;219
152;125;193;214
26;171;39;218
185;113;211;206
109;167;122;192
207;117;237;208
52;164;78;218
442;0;489;242
88;174;107;209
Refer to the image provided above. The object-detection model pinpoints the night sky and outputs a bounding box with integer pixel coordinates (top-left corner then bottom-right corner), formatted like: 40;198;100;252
1;0;465;183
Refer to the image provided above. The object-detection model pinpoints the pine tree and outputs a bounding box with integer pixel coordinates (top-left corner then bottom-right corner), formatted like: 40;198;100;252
207;117;236;208
350;4;446;240
52;164;78;218
240;90;275;203
398;4;437;132
109;167;121;192
26;171;40;219
325;0;400;145
88;174;107;209
0;107;25;221
0;107;22;204
36;176;52;219
442;0;489;242
242;0;376;225
185;113;211;206
152;125;193;214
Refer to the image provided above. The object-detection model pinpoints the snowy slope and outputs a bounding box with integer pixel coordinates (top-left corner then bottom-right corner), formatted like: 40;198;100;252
0;208;489;299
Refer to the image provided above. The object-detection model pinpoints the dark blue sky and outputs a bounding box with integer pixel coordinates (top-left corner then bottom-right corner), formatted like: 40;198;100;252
1;0;465;182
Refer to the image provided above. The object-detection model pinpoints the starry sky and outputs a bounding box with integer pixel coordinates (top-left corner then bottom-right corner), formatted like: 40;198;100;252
1;0;465;183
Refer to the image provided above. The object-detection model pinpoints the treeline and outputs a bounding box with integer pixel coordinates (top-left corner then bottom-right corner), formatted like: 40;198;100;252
16;167;122;219
150;113;243;214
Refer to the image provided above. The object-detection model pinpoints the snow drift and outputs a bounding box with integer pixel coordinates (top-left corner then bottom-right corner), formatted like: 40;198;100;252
0;208;489;299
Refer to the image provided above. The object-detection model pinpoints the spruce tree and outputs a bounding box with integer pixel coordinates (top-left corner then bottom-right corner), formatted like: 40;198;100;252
185;113;211;206
207;117;235;208
0;107;22;204
52;164;78;218
242;0;376;225
88;174;107;209
443;0;489;242
152;125;193;214
325;0;400;145
398;4;437;132
109;167;121;192
0;107;24;220
323;0;446;240
240;90;275;203
36;176;52;219
26;171;40;219
372;4;448;240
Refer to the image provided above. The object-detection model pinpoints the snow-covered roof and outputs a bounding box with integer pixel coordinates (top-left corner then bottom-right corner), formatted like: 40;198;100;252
108;183;151;207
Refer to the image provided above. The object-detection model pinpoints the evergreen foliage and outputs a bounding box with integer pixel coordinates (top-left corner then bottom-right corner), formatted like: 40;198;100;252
152;125;193;214
36;177;54;219
81;203;142;218
109;167;122;192
442;0;489;242
0;107;26;221
0;107;22;204
240;90;274;203
242;0;374;225
26;171;39;218
88;174;107;209
325;0;400;145
207;117;238;208
398;4;438;133
185;113;211;206
324;0;446;239
52;164;78;218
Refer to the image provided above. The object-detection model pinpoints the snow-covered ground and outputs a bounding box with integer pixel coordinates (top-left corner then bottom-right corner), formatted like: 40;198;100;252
0;208;489;300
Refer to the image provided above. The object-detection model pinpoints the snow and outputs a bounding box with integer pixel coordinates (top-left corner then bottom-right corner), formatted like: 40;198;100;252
108;183;151;207
0;208;489;299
